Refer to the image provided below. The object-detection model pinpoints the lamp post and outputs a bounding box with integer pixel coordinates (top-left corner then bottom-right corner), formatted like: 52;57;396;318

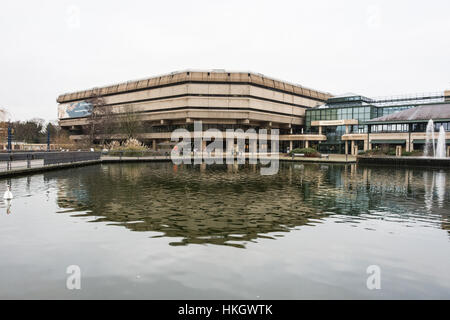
47;130;50;152
7;124;12;153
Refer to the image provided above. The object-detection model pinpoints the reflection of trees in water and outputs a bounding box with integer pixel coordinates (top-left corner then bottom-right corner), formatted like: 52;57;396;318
55;163;326;248
53;163;450;247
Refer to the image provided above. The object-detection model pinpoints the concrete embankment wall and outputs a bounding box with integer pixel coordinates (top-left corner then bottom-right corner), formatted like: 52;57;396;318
0;151;101;164
0;160;102;179
0;152;102;178
2;154;449;179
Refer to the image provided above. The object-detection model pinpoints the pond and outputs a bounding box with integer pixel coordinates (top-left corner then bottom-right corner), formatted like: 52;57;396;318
0;162;449;299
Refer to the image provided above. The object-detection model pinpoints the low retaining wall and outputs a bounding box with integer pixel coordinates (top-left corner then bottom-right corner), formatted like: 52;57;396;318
0;152;102;178
42;152;101;165
0;160;102;178
358;156;450;167
0;151;101;164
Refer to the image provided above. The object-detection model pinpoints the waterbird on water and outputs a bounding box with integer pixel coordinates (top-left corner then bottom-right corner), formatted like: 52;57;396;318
3;186;13;200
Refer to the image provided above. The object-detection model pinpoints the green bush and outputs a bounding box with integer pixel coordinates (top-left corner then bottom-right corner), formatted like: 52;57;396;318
402;151;413;157
402;150;423;157
387;150;397;156
359;149;424;157
358;150;383;157
108;150;145;157
289;148;321;158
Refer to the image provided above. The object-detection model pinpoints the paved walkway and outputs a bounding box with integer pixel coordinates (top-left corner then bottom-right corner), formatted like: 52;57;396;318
0;160;44;172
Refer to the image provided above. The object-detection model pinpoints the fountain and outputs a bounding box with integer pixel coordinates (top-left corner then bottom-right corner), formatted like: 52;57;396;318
436;126;446;158
424;119;447;158
424;119;435;157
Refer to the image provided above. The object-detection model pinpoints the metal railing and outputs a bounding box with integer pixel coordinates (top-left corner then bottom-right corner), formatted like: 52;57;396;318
372;91;445;107
103;150;170;160
0;151;101;172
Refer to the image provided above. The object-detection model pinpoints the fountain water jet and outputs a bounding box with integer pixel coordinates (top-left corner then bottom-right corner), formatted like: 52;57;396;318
424;120;447;158
436;126;446;158
424;119;435;157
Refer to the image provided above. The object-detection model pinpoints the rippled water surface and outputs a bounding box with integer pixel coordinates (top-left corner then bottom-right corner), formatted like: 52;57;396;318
0;162;449;299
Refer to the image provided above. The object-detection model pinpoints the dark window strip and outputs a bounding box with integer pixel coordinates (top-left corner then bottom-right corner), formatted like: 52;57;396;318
59;106;303;121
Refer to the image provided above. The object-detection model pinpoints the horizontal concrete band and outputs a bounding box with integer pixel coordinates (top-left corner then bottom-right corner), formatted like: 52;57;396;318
311;120;359;126
371;139;450;144
66;132;326;141
59;92;319;111
342;132;450;142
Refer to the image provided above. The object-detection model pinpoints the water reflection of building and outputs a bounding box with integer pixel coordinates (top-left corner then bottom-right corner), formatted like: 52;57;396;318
55;163;327;248
54;163;450;247
424;170;447;210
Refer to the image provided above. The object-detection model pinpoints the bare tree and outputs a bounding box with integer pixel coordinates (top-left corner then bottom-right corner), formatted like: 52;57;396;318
87;93;142;144
87;89;115;145
0;108;9;144
119;105;142;139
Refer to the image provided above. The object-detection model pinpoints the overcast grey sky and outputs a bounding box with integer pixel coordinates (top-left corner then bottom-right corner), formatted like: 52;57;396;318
1;0;449;121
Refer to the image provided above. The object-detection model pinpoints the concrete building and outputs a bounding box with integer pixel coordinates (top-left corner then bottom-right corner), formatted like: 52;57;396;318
57;70;332;150
57;70;450;155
